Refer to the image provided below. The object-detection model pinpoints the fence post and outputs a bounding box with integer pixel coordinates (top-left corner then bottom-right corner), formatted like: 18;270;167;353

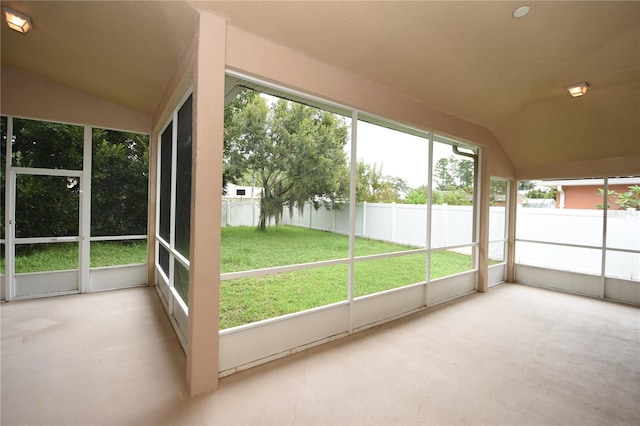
362;201;367;238
442;203;448;246
332;207;336;233
391;202;396;242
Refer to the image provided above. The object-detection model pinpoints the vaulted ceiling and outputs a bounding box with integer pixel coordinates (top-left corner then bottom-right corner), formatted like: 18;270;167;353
2;1;639;172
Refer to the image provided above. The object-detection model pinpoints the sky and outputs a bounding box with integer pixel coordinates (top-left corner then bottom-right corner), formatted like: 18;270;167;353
261;93;464;189
349;120;459;188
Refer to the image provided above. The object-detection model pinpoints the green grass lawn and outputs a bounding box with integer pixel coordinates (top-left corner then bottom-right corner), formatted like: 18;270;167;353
0;240;147;274
219;226;476;329
0;226;482;329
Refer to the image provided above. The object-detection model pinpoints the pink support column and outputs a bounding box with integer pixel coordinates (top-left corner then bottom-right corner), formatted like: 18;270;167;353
186;10;226;396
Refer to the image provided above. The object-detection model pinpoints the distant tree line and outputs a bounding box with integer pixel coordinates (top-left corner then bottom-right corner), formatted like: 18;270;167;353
0;117;148;240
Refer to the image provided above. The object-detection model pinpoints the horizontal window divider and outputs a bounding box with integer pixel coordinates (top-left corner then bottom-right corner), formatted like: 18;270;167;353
12;166;83;177
156;236;170;251
15;268;79;277
220;248;434;281
516;238;639;254
174;251;190;269
221;257;351;281
353;280;426;302
155;236;190;267
89;235;147;241
90;263;146;271
14;237;80;244
488;238;507;244
220;244;487;282
431;242;478;252
605;247;640;255
155;264;170;285
516;238;598;251
353;248;427;262
171;287;189;314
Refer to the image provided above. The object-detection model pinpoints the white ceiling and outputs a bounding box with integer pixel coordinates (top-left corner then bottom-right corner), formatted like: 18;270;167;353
2;1;639;172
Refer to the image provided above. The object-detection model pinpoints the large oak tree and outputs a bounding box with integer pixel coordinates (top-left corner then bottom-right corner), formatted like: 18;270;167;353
225;92;349;230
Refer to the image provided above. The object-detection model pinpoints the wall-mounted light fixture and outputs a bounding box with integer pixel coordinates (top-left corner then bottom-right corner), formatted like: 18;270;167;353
2;6;32;34
566;82;590;98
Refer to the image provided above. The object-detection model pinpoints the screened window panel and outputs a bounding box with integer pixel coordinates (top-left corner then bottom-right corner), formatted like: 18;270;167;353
606;206;640;252
91;129;149;237
515;241;602;275
15;242;79;273
605;250;640;282
15;174;79;238
175;95;192;260
158;245;169;277
355;120;429;256
430;140;475;248
159;123;173;243
12;118;83;170
354;253;426;297
174;260;189;304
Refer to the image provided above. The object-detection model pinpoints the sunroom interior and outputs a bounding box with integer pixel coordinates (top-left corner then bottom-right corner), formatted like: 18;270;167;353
1;1;639;424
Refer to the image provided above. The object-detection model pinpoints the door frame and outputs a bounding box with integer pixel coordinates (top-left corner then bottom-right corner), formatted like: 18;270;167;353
4;124;91;301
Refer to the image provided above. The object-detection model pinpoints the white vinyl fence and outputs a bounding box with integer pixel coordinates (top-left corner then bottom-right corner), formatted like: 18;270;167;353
221;200;640;281
516;208;640;280
222;200;502;255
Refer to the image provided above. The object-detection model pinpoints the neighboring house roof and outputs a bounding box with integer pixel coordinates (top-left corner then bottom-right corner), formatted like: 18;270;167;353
540;178;640;187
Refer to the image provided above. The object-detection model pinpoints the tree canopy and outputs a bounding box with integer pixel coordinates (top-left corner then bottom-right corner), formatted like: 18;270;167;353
597;186;640;210
225;92;350;230
1;117;148;239
434;156;474;191
355;160;408;203
91;129;149;236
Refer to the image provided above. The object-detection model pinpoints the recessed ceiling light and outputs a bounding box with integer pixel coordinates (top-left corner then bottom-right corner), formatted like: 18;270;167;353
2;6;32;34
566;82;590;98
512;5;531;19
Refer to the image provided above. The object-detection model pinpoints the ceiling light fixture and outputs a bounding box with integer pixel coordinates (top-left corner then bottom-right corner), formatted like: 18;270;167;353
2;6;32;34
512;5;531;19
566;82;590;98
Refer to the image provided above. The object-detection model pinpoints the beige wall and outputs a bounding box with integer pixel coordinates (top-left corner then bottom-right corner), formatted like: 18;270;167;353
1;65;151;133
225;25;515;181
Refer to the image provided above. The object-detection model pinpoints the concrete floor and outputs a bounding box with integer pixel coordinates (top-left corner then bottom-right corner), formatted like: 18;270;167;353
1;283;639;425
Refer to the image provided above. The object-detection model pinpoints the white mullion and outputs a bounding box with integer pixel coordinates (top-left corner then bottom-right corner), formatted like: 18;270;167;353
473;149;482;288
80;126;92;292
5;117;14;301
347;111;357;333
90;235;147;242
169;111;178;293
600;177;608;299
503;180;510;279
155;133;163;283
11;167;82;177
425;133;434;307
